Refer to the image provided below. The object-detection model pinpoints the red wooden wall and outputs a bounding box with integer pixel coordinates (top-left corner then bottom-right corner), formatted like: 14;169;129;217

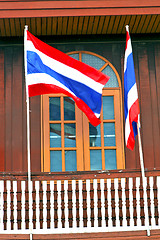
0;38;159;172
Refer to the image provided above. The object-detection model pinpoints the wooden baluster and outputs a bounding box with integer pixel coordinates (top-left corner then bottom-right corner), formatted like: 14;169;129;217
114;178;120;228
72;180;76;229
64;180;69;229
107;179;112;228
86;179;91;229
136;177;141;227
6;180;11;230
0;181;4;231
157;176;160;227
78;180;83;229
121;178;127;228
100;179;105;228
93;179;98;229
21;181;25;230
42;181;47;230
57;180;62;229
149;176;156;227
129;178;134;228
50;181;54;229
35;181;40;230
13;181;17;230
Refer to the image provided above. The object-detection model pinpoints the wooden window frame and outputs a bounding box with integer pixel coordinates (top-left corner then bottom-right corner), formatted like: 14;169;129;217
41;51;125;172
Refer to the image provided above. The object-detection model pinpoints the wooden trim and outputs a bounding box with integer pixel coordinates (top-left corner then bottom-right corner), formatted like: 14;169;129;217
42;95;50;172
0;49;5;172
0;168;160;181
0;1;160;19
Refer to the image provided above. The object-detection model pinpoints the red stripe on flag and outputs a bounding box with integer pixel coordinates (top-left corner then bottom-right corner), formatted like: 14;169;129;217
28;83;101;127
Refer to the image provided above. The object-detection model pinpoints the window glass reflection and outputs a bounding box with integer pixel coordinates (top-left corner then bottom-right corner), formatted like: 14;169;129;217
103;96;114;120
50;151;62;172
65;151;77;171
64;97;75;120
64;123;76;147
50;124;61;147
104;123;116;146
90;150;102;170
89;124;101;147
49;97;61;121
105;150;117;170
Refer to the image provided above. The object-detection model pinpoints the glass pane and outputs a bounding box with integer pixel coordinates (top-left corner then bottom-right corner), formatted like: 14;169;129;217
49;97;61;121
64;123;76;147
102;65;119;88
89;124;101;147
90;150;102;170
65;151;77;171
64;97;75;120
82;53;105;70
103;96;114;120
104;123;116;146
50;124;61;147
105;150;117;170
68;53;79;60
50;151;62;172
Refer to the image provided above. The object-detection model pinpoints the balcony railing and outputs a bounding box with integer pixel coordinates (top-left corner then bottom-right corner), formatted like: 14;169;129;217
0;169;160;235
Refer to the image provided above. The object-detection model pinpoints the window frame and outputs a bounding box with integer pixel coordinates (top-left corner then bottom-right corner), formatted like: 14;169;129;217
41;51;125;172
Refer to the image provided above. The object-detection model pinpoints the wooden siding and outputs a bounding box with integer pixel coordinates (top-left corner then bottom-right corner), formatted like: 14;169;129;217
0;15;160;38
0;38;160;172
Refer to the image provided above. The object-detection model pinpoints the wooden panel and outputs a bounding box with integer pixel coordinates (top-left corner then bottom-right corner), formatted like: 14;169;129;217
154;43;160;168
0;48;5;172
97;16;105;35
112;16;121;34
147;45;160;167
30;96;41;172
87;16;94;34
41;17;47;36
91;16;99;35
138;44;155;169
81;16;89;35
46;17;52;36
72;16;79;35
61;16;68;35
5;48;13;171
51;17;57;35
67;16;73;35
101;16;109;34
57;17;62;35
12;47;23;171
151;15;160;33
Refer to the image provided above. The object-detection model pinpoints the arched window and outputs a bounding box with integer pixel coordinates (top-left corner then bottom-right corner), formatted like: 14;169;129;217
41;51;125;172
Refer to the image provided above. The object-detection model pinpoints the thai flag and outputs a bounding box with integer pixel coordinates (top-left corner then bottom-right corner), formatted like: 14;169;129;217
124;26;140;150
25;30;109;126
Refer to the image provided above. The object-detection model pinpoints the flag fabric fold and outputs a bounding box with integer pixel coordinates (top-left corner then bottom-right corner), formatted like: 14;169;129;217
124;25;140;150
25;30;109;126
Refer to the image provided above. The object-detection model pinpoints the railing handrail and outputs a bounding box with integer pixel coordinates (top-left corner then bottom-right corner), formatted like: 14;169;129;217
0;168;160;180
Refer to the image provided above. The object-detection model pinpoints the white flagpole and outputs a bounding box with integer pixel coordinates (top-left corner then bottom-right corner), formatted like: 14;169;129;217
137;122;150;236
24;25;32;240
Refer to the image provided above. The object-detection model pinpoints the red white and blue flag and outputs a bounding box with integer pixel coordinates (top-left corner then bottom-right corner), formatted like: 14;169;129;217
25;30;109;126
124;25;140;150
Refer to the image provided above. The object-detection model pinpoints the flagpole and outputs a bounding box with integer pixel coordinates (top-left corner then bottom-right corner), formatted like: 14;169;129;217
24;25;32;240
137;122;150;236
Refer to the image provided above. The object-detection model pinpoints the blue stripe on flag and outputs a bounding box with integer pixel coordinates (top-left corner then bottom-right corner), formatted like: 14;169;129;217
27;51;102;114
124;53;136;120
